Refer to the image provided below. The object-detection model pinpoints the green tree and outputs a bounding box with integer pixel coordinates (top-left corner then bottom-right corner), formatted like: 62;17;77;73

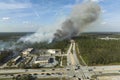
15;74;37;80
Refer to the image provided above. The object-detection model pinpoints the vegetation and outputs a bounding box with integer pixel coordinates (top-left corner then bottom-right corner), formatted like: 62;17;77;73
38;78;67;80
0;32;32;41
32;63;40;68
18;63;26;69
74;35;120;66
7;60;13;67
29;40;69;51
0;78;13;80
62;56;67;66
55;56;61;67
0;50;13;65
13;74;37;80
0;77;67;80
75;44;86;66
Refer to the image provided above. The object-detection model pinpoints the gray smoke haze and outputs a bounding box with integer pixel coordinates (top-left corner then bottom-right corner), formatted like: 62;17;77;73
19;1;101;43
54;2;101;40
0;40;25;51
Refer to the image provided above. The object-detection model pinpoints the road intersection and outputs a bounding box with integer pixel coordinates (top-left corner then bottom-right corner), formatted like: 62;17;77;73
1;40;120;80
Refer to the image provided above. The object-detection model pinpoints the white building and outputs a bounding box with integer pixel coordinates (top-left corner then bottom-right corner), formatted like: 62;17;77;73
22;48;33;56
34;56;49;64
47;49;61;54
99;37;120;40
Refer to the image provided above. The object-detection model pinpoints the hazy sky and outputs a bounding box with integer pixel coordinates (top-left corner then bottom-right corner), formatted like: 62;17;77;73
0;0;120;32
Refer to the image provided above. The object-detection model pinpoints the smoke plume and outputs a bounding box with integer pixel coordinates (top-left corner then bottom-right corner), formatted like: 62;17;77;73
19;1;101;43
54;1;101;40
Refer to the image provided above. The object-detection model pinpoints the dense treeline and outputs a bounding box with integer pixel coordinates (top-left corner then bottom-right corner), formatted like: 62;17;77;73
14;74;37;80
0;50;13;65
75;36;120;66
0;32;32;41
28;40;69;51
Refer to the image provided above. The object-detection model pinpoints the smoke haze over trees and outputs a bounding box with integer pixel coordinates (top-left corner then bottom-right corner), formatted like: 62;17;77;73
54;2;101;41
19;1;101;43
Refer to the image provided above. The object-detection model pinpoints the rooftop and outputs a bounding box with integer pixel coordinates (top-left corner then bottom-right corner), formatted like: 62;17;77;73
36;56;50;61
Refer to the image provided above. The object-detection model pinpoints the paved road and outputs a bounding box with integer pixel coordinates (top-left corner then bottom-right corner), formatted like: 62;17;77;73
0;68;67;79
89;65;120;76
66;41;90;80
0;68;66;74
1;40;120;80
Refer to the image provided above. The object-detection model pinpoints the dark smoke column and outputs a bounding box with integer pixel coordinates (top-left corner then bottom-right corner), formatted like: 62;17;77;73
54;1;101;41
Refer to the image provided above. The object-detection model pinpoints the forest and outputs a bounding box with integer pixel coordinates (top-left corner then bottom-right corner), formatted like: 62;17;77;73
74;35;120;66
0;50;13;65
28;40;69;52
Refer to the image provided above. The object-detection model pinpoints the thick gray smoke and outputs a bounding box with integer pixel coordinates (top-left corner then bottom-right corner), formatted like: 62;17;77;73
19;1;101;43
54;2;101;40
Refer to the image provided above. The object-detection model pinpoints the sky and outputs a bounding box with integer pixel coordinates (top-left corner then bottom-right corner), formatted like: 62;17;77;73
0;0;120;32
